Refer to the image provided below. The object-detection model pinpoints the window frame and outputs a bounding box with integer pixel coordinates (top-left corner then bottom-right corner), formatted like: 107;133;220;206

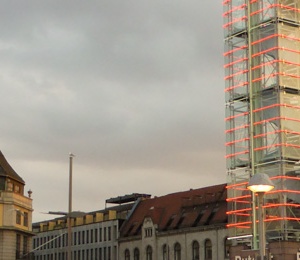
174;242;181;260
192;240;200;260
125;249;130;260
134;248;140;260
16;210;22;225
162;244;168;260
146;245;152;260
204;239;212;260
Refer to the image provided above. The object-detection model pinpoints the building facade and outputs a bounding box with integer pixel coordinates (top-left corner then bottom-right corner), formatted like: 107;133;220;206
119;184;230;260
32;194;149;260
0;151;34;259
224;0;300;258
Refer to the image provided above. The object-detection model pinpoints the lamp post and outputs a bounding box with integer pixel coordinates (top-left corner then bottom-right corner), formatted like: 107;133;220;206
68;153;75;260
247;173;274;260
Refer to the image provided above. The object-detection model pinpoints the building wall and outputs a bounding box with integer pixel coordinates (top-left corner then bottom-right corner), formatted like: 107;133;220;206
33;218;119;260
32;200;138;260
119;222;229;260
0;191;33;259
119;185;228;260
0;231;17;259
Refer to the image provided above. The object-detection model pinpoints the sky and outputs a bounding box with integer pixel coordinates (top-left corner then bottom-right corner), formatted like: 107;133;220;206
1;0;225;222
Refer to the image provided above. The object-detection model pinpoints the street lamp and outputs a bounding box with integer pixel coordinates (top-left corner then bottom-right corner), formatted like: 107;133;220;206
247;173;274;260
68;153;75;260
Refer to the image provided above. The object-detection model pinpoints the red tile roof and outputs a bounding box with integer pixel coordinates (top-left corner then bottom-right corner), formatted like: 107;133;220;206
120;183;227;237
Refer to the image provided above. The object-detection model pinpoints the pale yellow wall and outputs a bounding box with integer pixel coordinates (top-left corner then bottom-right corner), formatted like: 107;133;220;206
0;204;3;226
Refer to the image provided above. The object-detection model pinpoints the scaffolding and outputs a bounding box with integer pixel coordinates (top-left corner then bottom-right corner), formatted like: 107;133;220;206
224;0;300;245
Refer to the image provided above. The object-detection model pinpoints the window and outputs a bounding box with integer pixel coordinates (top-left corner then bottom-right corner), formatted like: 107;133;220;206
14;184;20;193
82;230;85;244
134;248;140;260
162;244;168;260
192;241;199;260
74;232;77;245
205;206;218;225
95;228;98;242
204;239;212;260
7;182;13;191
52;236;56;249
108;227;111;240
174;243;181;260
16;234;21;258
145;228;153;237
125;249;130;260
146;245;152;260
165;215;175;230
23;212;28;227
99;248;102;260
114;225;117;241
16;210;21;225
33;238;36;250
62;234;68;247
108;246;111;260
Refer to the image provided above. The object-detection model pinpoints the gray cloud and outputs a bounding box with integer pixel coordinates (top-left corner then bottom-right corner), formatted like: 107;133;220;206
0;0;225;221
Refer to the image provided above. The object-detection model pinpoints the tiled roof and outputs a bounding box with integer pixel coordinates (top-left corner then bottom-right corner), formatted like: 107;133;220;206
120;183;227;237
0;151;25;184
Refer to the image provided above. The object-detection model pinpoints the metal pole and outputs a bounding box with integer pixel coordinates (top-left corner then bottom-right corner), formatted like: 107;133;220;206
246;0;258;248
68;153;74;260
258;192;265;260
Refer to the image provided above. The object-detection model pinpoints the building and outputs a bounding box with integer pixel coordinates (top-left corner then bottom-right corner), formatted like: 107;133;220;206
119;184;229;260
32;193;150;260
224;0;300;258
0;151;34;259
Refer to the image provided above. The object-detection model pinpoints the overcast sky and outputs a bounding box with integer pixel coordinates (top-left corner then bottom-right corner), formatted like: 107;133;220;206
1;0;225;222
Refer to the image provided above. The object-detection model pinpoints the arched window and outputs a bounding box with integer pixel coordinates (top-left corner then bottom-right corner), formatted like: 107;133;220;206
204;239;212;260
174;242;181;260
125;249;130;260
134;248;140;260
192;240;199;260
162;244;168;260
146;245;152;260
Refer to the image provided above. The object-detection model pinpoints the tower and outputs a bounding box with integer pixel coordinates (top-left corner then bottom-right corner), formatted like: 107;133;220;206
0;151;34;259
224;0;300;252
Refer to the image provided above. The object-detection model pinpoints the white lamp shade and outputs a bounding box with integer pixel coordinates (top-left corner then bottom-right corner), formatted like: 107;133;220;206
247;173;275;193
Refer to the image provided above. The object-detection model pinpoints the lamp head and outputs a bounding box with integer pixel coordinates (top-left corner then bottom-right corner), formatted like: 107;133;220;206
247;173;275;193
